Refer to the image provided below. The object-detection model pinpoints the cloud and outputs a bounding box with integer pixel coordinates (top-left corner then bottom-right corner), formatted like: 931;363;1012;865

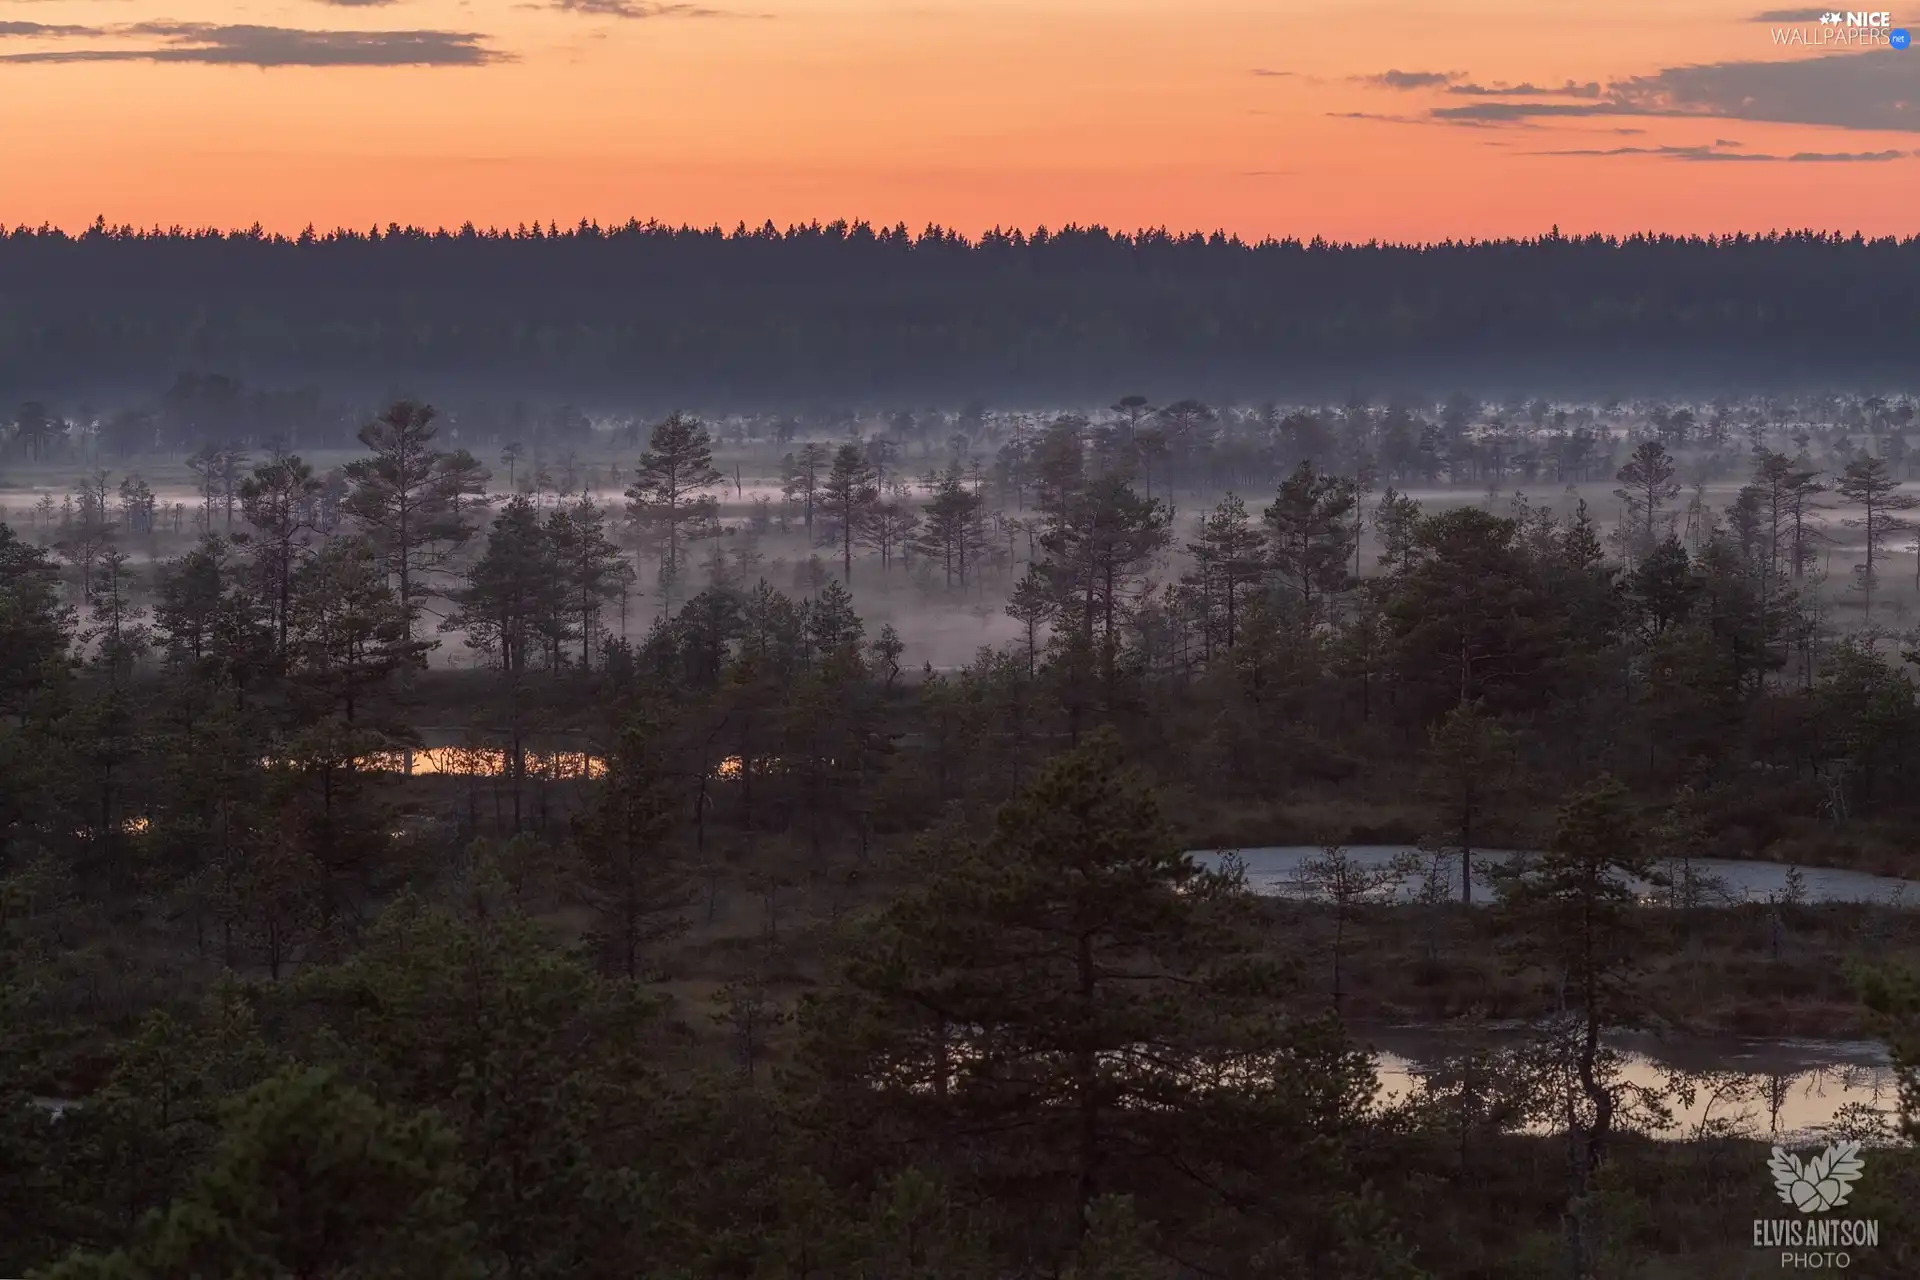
1357;69;1460;89
1608;50;1919;132
1748;7;1833;19
545;0;729;15
1426;51;1919;133
312;0;402;7
1446;79;1603;98
0;20;102;35
1530;143;1908;161
0;23;509;66
1530;144;1736;158
1250;67;1293;77
1326;110;1538;130
1768;148;1908;160
1431;101;1632;122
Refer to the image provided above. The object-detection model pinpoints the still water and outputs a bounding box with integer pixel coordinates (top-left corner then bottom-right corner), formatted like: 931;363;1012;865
1192;846;1919;907
1365;1024;1903;1146
359;746;605;780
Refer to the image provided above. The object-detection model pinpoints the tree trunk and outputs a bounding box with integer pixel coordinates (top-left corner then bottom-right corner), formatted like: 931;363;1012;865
1074;929;1100;1240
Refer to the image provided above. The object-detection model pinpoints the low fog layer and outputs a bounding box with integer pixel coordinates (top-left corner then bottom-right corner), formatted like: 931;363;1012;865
5;388;1920;673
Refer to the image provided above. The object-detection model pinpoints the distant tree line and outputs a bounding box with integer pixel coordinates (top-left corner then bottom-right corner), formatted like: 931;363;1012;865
3;221;1918;400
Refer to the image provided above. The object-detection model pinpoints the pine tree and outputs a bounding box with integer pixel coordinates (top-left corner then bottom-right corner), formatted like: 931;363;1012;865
447;497;561;680
1373;486;1423;575
858;500;919;576
1386;506;1552;714
1182;493;1266;654
1488;775;1653;1277
54;470;114;608
1039;471;1169;712
341;400;490;647
910;465;987;590
1264;461;1357;616
44;1067;485;1280
1420;700;1514;905
238;451;322;659
822;443;880;584
288;535;424;725
782;441;830;537
546;497;633;670
625;412;723;612
153;540;226;674
1612;439;1680;562
1838;454;1915;620
572;713;690;980
802;730;1380;1271
1005;563;1054;679
445;498;564;827
0;522;73;714
84;547;149;688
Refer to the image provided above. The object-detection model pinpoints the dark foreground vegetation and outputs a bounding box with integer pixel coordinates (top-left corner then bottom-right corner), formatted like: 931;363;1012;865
5;222;1920;399
6;398;1920;1277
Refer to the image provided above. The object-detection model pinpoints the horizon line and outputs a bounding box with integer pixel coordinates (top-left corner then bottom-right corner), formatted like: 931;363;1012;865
4;217;1917;251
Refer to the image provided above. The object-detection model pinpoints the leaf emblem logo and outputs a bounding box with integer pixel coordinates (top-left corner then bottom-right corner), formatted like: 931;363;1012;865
1769;1141;1866;1213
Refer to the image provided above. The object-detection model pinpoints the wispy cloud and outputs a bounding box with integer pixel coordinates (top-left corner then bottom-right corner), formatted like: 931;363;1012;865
1431;101;1631;123
1417;51;1919;133
1446;79;1603;98
1356;69;1460;90
545;0;730;15
1250;67;1293;77
312;0;402;8
1530;143;1908;161
1327;110;1539;130
1608;51;1920;132
1748;7;1833;20
0;20;103;36
0;23;509;66
1341;45;1919;137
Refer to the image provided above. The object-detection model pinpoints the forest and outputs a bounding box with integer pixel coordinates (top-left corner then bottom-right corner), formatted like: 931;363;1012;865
4;222;1920;400
3;387;1920;1278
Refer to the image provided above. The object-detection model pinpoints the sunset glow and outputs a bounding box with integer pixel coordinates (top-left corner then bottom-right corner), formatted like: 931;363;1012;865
1;1;1914;239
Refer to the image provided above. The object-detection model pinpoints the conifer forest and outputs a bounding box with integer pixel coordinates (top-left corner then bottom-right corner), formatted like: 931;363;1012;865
4;234;1920;1278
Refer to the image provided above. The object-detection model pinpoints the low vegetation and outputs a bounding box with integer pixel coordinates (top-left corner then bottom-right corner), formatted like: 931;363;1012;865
3;393;1920;1277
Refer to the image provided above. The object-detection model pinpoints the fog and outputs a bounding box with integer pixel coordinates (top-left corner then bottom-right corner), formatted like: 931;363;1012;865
5;388;1919;674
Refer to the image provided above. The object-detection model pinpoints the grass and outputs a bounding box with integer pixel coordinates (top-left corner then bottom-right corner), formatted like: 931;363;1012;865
1260;899;1920;1037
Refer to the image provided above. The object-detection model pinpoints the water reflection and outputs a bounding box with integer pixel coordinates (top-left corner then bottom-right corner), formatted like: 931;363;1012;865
352;748;752;781
1368;1024;1903;1147
359;747;605;780
1195;846;1920;908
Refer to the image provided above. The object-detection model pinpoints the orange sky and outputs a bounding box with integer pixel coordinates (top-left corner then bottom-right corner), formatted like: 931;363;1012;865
0;0;1914;239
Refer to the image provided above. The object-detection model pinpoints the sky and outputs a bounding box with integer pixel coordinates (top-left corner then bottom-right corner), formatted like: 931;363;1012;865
0;0;1915;241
